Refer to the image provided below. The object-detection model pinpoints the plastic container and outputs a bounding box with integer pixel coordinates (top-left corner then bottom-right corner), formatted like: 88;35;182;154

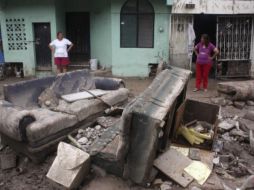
90;59;98;71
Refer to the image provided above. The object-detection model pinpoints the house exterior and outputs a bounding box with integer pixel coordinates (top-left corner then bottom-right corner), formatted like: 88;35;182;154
168;0;254;78
0;0;171;77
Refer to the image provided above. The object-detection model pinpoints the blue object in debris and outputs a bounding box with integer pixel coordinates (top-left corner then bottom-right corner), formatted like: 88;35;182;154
0;51;4;64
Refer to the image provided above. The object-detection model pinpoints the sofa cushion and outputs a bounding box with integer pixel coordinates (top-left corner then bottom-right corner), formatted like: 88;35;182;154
55;88;129;122
26;109;78;143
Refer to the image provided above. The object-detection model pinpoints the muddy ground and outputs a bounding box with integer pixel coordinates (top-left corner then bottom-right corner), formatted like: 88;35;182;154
0;74;253;190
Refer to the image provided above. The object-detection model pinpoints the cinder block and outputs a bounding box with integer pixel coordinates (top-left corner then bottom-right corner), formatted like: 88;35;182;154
47;142;90;189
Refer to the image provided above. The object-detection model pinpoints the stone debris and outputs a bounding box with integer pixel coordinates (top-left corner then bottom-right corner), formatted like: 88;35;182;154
233;101;246;109
244;110;254;122
75;125;107;152
210;97;227;106
218;119;237;131
46;142;91;189
250;130;254;154
246;101;254;106
0;147;17;170
96;116;120;128
160;181;172;190
189;148;201;161
237;175;254;190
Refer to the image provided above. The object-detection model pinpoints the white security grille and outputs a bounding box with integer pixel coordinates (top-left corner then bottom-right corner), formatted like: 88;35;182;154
217;16;252;61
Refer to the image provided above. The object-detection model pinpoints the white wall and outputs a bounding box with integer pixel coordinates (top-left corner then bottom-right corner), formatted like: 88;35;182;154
171;0;254;14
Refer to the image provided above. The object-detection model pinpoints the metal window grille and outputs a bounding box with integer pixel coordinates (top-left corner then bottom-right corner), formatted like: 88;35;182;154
217;16;252;61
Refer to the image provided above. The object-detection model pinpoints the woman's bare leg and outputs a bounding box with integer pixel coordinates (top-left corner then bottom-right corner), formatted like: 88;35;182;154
63;66;67;73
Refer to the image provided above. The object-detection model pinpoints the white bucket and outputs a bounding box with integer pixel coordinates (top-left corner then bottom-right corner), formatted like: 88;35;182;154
90;59;98;71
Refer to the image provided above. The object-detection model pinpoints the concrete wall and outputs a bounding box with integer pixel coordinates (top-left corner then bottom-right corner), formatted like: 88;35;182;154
171;0;254;14
0;0;57;76
111;0;170;77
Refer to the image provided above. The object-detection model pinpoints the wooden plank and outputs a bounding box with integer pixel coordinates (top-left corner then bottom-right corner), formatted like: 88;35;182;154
154;148;194;187
61;89;110;103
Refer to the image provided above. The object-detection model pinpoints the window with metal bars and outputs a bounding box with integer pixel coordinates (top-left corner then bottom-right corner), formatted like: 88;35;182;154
120;0;154;48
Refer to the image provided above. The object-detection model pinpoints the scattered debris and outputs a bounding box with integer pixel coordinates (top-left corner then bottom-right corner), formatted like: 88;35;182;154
191;186;202;190
246;100;254;106
47;142;91;189
0;147;17;170
160;181;172;190
184;161;212;185
234;101;246;109
75;125;107;152
217;80;254;101
250;130;254;154
96;116;120;128
244;110;254;122
154;148;194;188
189;148;201;161
210;97;227;106
237;175;254;190
91;164;107;177
218;118;238;131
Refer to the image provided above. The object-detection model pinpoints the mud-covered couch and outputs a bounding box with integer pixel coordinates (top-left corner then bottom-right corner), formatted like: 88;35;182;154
89;67;192;185
0;70;129;162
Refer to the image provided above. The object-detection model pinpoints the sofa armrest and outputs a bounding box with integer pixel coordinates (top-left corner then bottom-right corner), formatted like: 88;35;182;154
0;100;35;141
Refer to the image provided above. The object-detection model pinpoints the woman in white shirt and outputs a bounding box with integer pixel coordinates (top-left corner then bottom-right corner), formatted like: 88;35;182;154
49;32;74;73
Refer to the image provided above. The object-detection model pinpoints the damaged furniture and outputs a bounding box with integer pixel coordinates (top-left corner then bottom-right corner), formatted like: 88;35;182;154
0;70;129;162
89;67;192;185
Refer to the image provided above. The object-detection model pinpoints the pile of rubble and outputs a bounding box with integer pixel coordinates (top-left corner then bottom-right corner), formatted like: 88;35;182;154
211;80;254;109
75;116;120;152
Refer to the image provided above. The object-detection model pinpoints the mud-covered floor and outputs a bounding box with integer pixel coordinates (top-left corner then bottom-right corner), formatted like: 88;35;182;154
0;75;253;190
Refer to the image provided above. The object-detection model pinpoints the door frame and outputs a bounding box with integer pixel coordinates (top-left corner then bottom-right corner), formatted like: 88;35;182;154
33;22;52;71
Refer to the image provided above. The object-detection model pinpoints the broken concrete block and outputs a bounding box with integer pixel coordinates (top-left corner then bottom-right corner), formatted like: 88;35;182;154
154;148;193;188
250;130;254;154
0;150;17;170
233;101;245;109
246;100;254;106
47;142;90;189
78;137;89;145
189;148;201;161
160;181;172;190
238;175;254;190
244;111;254;122
210;97;227;106
217;80;254;101
218;120;236;131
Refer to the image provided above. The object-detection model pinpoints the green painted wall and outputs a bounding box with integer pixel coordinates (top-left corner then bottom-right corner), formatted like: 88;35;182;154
111;0;170;77
90;0;112;68
0;0;170;77
1;0;57;76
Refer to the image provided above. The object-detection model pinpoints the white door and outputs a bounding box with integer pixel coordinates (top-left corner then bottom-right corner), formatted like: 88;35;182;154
170;14;193;69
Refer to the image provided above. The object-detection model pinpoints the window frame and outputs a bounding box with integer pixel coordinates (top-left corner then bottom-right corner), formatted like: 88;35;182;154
120;0;155;48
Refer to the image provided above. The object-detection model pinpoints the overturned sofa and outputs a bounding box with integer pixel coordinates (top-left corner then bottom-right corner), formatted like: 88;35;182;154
89;67;191;185
0;70;129;162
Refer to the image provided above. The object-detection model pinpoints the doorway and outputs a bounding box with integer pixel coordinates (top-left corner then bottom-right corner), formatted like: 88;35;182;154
33;23;52;70
193;15;217;76
194;14;217;45
66;12;91;64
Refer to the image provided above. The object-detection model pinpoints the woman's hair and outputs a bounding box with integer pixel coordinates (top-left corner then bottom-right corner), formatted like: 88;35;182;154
57;32;63;37
201;34;210;47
